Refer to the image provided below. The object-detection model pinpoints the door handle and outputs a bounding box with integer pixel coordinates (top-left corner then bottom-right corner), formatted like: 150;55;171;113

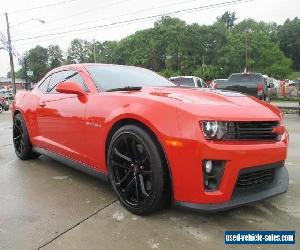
39;101;46;107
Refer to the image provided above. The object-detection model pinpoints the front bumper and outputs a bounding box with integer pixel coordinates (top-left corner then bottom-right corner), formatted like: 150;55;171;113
174;165;289;212
4;103;9;111
2;101;9;111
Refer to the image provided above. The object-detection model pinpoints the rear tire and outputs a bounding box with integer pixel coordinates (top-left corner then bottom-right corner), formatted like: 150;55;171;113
13;113;39;160
107;125;169;215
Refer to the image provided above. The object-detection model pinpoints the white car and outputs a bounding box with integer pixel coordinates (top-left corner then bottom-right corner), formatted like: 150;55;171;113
169;76;206;88
0;89;13;100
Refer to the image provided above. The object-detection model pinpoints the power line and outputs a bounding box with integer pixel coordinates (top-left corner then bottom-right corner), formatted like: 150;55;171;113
12;0;201;38
7;0;80;14
44;0;130;25
13;0;254;43
14;18;157;46
14;0;252;45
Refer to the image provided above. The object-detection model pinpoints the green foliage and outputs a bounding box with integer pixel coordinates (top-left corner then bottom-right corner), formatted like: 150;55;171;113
66;39;93;63
17;45;65;82
24;46;49;82
217;11;237;29
7;69;23;79
278;17;300;71
48;45;64;68
159;69;182;78
193;65;219;81
17;13;297;82
288;71;300;80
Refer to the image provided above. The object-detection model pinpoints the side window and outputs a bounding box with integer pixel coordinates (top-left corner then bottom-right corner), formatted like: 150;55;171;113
196;79;202;87
47;70;88;94
47;71;67;93
68;72;88;92
38;76;51;93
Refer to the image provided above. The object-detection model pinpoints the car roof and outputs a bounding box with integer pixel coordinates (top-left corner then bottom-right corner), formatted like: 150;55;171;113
231;72;262;76
42;63;151;81
170;76;196;79
48;63;154;75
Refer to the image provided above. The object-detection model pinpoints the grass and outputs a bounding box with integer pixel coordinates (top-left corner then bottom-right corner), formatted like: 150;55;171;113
270;96;299;102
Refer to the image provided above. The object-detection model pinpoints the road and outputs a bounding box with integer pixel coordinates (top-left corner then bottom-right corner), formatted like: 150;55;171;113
0;111;299;249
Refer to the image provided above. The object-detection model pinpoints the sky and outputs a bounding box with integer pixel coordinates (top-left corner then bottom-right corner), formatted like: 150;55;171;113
0;0;299;77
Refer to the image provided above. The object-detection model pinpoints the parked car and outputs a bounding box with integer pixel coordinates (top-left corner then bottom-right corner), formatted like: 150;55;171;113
169;76;206;88
273;79;282;88
286;80;296;86
13;64;289;215
0;96;9;113
295;78;300;88
213;73;272;101
211;79;228;88
0;89;13;100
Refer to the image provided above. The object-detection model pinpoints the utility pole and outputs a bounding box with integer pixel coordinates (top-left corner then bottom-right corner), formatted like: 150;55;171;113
202;55;205;75
24;58;28;91
245;34;248;72
5;13;16;96
93;38;96;63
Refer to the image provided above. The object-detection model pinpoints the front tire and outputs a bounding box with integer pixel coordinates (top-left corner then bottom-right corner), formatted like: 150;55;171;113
13;113;39;160
107;125;169;215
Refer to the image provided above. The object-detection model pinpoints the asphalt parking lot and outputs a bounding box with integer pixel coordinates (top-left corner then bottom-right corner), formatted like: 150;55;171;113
0;111;299;250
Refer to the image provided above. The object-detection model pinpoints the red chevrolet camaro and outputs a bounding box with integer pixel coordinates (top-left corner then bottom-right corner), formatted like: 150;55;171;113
12;64;289;215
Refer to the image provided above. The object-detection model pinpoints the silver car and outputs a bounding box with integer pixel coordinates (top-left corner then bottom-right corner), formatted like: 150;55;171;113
169;76;206;88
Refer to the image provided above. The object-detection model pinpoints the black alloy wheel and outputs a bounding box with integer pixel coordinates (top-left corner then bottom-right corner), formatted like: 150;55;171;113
13;118;24;156
13;113;39;160
107;125;169;215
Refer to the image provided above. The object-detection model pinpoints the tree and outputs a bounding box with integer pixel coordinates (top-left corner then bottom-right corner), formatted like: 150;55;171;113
48;45;64;68
97;41;118;63
7;70;23;79
278;17;300;71
217;11;237;29
23;46;49;82
66;39;93;63
17;16;295;81
216;24;292;79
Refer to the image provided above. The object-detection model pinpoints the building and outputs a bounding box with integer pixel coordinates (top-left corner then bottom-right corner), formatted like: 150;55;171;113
0;77;26;89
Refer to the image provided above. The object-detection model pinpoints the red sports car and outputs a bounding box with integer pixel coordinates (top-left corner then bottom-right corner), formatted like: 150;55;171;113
12;64;289;215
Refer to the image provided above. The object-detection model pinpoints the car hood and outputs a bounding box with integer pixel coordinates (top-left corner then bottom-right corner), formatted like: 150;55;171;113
122;87;281;121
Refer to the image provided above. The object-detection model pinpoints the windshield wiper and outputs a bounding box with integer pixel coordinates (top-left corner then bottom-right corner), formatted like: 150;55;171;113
106;86;142;92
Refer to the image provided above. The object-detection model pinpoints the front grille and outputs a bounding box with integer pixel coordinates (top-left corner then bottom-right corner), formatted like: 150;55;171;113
236;167;276;189
226;121;279;140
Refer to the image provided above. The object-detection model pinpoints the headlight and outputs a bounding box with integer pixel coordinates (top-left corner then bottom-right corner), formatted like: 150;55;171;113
201;121;234;140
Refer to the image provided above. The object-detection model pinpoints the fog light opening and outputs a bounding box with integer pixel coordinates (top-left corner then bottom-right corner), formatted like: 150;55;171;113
202;160;226;192
206;178;217;190
204;160;213;174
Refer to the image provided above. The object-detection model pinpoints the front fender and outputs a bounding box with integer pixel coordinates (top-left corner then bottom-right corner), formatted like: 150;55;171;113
104;101;181;143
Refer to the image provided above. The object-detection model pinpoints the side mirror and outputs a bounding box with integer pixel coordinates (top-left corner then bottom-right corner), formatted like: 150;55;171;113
56;81;85;96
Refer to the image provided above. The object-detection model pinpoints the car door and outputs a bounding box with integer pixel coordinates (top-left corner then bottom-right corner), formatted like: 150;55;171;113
35;70;88;161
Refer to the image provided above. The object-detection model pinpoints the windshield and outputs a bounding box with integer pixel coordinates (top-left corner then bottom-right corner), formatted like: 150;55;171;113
214;79;227;84
85;65;174;91
170;77;195;87
229;74;263;84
